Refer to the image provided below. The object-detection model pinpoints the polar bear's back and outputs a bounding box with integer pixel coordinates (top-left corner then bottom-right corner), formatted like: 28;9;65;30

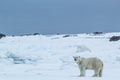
82;57;103;69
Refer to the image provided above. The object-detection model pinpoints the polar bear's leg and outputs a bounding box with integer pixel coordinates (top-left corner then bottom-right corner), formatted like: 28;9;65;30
96;67;103;77
80;68;85;77
93;69;99;77
99;68;103;77
92;70;97;77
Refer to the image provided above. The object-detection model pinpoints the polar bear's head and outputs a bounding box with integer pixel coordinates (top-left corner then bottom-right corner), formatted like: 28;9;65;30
73;56;82;64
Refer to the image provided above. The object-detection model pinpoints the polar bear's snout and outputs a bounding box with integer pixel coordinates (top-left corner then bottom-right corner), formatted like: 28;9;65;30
73;56;79;61
74;58;77;61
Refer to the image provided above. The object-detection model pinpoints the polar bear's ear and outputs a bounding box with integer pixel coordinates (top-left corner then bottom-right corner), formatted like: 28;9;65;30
73;56;76;59
73;56;74;58
78;56;81;58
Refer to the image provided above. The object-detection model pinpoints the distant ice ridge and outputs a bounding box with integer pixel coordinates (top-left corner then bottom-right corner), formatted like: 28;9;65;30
0;32;120;65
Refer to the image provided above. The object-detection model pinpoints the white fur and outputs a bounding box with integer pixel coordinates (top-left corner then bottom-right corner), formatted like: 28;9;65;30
73;56;103;77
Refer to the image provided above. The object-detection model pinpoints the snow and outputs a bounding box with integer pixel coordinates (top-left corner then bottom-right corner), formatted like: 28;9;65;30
0;32;120;80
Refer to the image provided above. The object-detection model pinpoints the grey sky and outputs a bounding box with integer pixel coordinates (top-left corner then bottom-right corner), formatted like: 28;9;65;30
0;0;120;35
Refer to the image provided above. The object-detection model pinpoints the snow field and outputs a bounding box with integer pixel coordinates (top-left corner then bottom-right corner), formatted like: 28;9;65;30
0;33;120;80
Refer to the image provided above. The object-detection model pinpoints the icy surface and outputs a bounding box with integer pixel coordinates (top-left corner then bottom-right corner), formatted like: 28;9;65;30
0;33;120;80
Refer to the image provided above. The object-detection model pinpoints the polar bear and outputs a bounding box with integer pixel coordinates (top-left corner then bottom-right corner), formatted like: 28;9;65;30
73;56;103;77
